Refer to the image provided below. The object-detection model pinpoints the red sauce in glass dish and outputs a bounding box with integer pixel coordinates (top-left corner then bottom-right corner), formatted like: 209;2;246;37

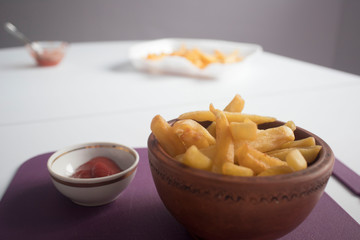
27;42;67;67
34;49;65;66
72;157;122;178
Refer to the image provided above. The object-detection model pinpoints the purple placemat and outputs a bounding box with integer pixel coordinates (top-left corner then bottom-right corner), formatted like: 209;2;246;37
0;148;359;240
332;158;360;196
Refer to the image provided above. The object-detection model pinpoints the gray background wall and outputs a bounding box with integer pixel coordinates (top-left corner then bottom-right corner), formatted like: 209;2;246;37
0;0;359;75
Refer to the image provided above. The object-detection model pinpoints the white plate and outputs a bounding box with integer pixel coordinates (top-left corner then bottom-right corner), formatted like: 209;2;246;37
128;38;262;78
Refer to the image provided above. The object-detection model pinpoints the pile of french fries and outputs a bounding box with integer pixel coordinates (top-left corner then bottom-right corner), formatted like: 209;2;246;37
150;95;322;177
146;45;242;69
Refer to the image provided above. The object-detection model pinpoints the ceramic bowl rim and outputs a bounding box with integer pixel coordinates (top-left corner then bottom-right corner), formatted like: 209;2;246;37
47;142;139;185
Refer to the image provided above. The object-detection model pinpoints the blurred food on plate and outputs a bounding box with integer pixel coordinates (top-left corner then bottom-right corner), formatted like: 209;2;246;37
146;45;242;69
129;38;262;78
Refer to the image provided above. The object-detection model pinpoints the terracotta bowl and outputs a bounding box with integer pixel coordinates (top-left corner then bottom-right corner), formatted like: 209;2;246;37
147;120;334;240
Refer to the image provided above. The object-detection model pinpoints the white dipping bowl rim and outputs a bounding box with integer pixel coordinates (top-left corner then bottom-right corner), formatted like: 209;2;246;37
47;142;139;187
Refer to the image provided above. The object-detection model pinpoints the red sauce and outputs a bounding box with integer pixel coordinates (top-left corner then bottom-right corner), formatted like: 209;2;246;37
72;157;122;178
27;43;66;67
34;49;65;66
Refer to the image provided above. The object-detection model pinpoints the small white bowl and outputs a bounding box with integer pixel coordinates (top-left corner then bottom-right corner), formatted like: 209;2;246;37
47;142;139;206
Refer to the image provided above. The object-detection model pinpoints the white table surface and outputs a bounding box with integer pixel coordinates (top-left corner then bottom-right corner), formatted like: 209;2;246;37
1;41;359;223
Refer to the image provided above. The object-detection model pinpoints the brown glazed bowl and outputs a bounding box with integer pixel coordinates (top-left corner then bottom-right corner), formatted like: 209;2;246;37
147;120;334;240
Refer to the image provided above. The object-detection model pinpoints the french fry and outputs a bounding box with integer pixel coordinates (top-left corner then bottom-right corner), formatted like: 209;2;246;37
235;144;287;174
224;94;245;113
150;115;185;157
258;165;294;176
266;145;322;163
179;111;215;122
246;125;295;152
179;111;276;125
286;149;307;171
225;112;276;124
279;137;316;149
183;145;212;170
199;145;216;159
175;145;216;163
214;50;226;63
147;46;241;69
206;121;217;138
230;121;257;141
243;118;256;124
207;94;245;137
146;53;167;60
210;106;235;173
285;121;296;131
222;162;254;177
173;119;216;149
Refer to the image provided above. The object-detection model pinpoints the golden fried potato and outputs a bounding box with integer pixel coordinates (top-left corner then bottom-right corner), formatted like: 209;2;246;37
235;144;287;174
146;53;167;60
199;145;217;159
183;145;212;170
285;121;296;131
214;50;226;63
222;162;254;177
246;125;295;152
175;145;216;163
179;110;215;122
286;149;307;171
146;46;241;69
230;121;257;141
173;119;215;149
150;115;185;157
224;94;245;113
206;122;217;138
279;137;316;149
207;94;245;137
225;112;276;124
267;145;322;163
210;106;235;173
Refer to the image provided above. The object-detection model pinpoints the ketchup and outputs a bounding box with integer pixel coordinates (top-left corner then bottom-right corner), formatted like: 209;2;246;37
72;157;122;178
34;49;65;66
27;42;66;67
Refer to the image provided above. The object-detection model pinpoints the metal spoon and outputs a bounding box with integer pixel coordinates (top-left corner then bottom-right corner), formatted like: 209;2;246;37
4;22;43;54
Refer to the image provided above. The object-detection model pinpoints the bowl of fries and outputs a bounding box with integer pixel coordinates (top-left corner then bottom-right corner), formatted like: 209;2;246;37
147;95;334;240
129;38;262;78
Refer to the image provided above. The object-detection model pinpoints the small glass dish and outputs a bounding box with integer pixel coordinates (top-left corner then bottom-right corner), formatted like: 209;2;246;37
27;41;68;67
